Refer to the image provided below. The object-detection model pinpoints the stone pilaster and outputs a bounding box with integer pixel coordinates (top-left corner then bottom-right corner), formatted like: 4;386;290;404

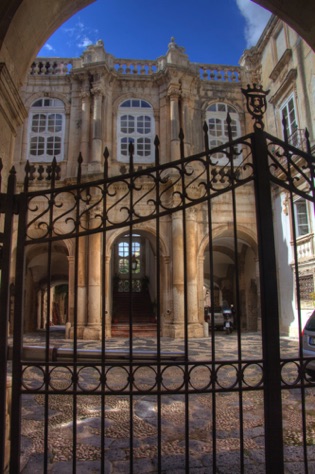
83;231;102;340
186;208;203;336
80;90;91;162
170;212;185;337
77;237;87;338
67;256;75;328
91;86;104;163
105;255;112;338
168;87;181;162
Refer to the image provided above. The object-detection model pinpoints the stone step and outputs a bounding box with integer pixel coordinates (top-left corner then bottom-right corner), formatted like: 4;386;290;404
111;323;157;338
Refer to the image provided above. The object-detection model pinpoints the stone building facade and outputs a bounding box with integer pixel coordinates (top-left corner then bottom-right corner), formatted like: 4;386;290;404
12;37;260;338
11;15;315;339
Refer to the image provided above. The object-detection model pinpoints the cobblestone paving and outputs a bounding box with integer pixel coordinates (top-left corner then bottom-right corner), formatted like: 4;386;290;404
11;330;315;473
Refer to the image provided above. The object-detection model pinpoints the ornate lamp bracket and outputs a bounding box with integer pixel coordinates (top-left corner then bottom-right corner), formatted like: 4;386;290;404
241;83;270;130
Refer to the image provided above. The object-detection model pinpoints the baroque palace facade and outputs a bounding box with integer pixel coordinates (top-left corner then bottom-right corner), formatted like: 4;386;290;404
11;15;315;338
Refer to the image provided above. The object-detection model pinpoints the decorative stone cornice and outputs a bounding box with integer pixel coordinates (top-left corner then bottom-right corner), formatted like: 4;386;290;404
269;49;293;82
0;62;27;134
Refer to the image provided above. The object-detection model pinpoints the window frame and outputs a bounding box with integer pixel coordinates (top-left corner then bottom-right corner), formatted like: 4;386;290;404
117;99;155;163
280;94;298;145
274;26;287;62
206;102;241;164
294;198;310;238
28;98;65;162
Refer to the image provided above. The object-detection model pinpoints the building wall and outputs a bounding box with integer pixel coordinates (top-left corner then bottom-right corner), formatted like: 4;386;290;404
242;16;315;336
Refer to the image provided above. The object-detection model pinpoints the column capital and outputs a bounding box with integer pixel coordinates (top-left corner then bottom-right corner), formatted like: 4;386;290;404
91;86;105;97
167;85;181;99
79;91;91;100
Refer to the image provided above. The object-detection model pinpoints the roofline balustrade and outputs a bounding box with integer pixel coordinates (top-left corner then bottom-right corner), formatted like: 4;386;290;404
30;57;242;82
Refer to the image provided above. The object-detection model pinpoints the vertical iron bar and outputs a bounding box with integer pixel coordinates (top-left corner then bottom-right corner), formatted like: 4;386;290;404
0;168;16;473
203;121;217;471
179;128;190;472
71;155;83;474
154;135;162;472
10;190;27;474
205;121;220;470
101;147;109;474
128;141;134;473
252;127;284;472
226;113;245;472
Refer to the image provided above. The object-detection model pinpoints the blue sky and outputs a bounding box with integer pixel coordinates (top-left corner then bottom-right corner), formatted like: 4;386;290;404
39;0;271;65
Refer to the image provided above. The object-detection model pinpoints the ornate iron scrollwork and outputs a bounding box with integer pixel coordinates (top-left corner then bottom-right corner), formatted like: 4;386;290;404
241;83;270;130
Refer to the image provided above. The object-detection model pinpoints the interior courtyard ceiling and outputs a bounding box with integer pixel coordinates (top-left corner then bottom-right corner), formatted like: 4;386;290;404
0;0;314;91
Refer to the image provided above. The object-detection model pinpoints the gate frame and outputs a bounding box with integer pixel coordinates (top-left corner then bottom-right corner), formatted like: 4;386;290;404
0;84;314;473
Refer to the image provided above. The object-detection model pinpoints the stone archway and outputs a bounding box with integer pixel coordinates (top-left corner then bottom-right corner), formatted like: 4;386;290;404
110;230;158;336
202;229;259;331
23;241;69;331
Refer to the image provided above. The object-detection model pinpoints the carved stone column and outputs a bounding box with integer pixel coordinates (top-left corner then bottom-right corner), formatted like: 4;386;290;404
103;83;113;153
180;93;192;156
67;256;75;328
80;90;91;162
168;87;180;162
105;255;112;338
83;230;102;339
171;212;185;337
186;208;203;336
77;237;87;338
91;86;104;163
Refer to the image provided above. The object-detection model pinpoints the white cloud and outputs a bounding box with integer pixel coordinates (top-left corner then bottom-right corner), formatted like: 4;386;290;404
43;43;55;52
63;20;99;50
236;0;272;48
78;36;93;49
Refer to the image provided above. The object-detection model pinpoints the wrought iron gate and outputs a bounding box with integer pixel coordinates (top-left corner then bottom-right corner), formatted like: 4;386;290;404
0;84;315;473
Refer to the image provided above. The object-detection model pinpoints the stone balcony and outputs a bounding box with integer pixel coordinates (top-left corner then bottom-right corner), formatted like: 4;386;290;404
295;233;314;262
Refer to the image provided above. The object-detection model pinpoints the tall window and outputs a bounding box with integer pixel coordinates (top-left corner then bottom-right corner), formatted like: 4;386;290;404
275;27;287;61
206;103;241;163
117;235;141;275
28;98;65;162
294;198;310;237
117;99;155;163
281;95;298;145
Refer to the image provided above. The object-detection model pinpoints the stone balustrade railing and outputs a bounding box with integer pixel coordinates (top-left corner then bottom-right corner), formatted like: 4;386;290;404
296;234;314;261
113;59;158;75
29;57;242;83
30;59;73;75
197;64;241;82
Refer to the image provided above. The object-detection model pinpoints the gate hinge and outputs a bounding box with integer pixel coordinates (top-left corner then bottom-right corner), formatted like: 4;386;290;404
0;192;21;215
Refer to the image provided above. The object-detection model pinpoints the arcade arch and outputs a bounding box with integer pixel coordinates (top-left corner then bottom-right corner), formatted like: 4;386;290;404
111;230;159;326
201;229;259;331
23;241;69;331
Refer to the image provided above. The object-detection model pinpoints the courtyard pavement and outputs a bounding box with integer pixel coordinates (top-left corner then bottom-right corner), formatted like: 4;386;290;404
9;329;315;473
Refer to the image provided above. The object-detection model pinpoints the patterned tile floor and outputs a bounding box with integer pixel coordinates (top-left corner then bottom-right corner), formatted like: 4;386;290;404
8;329;315;473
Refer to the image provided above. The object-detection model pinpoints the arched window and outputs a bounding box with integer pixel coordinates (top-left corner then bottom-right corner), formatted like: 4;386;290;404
28;98;65;162
117;235;141;276
206;103;241;163
117;99;155;163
